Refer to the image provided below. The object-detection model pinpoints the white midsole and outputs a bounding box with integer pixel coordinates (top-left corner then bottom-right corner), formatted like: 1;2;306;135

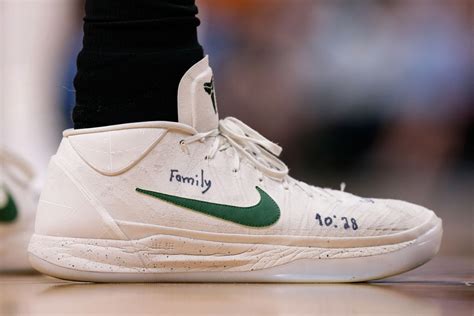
28;218;442;283
28;233;415;274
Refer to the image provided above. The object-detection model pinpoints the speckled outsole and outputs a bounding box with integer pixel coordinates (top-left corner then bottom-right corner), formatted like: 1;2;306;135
28;219;442;283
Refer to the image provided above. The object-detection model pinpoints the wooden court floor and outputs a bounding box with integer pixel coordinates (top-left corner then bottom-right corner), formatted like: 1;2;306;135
0;256;472;316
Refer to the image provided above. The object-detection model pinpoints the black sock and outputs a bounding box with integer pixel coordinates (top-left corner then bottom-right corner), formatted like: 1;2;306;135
73;0;204;129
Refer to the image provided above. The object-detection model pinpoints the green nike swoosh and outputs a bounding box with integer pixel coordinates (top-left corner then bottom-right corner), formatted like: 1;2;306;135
136;186;280;228
0;190;18;223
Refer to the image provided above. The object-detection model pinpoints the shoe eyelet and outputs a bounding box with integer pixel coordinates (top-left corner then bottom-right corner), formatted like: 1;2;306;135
179;139;185;145
258;178;263;182
232;168;238;173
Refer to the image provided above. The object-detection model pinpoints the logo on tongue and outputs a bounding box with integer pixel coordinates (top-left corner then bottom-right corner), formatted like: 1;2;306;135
204;78;217;114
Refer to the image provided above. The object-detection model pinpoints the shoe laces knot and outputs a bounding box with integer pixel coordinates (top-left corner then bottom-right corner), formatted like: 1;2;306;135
181;117;289;180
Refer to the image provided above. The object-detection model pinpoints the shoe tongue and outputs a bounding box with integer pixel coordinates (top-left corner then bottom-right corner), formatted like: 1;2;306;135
177;56;219;132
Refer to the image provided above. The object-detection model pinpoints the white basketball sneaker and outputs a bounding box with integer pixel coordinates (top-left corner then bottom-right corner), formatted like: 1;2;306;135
0;150;38;271
28;57;442;282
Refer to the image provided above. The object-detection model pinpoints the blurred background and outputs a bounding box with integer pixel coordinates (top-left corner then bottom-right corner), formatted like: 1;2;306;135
0;0;472;257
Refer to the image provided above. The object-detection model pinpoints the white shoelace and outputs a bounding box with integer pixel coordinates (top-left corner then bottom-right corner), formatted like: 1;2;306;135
180;117;331;198
181;117;289;179
180;117;344;198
